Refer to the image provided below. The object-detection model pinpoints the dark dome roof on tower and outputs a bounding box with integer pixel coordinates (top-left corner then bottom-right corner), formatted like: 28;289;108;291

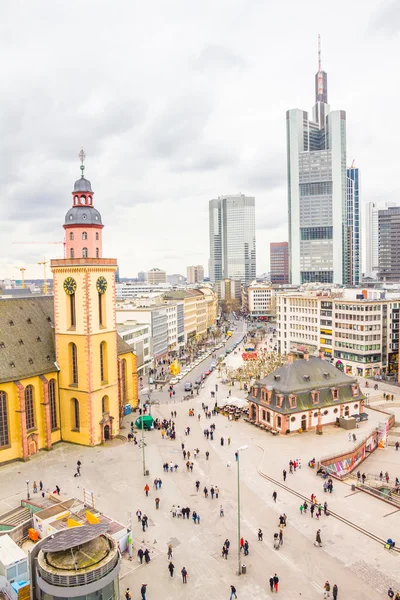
64;206;103;225
74;177;93;192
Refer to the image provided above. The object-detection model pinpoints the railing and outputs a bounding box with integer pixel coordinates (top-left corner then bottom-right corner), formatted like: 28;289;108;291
38;553;119;587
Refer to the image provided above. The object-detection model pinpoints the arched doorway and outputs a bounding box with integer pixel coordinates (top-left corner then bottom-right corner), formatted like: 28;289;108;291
301;414;307;431
104;424;110;440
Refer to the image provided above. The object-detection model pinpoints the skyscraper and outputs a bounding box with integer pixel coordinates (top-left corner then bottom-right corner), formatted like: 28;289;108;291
270;242;289;284
346;165;361;285
365;202;396;278
287;37;347;285
209;194;256;284
378;206;400;282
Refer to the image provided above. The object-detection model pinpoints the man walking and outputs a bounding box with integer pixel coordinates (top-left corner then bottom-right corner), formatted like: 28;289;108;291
332;583;338;599
140;584;147;600
316;529;322;547
269;576;274;593
273;573;279;592
324;580;331;598
144;484;149;497
181;566;188;583
230;584;237;599
283;469;287;482
168;562;174;578
272;491;277;503
125;589;131;600
167;544;173;559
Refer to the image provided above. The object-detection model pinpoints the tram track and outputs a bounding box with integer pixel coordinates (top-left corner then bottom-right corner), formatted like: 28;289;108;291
254;443;399;551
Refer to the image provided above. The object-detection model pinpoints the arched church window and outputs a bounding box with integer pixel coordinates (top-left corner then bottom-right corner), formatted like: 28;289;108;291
74;195;79;204
70;343;78;384
70;232;74;240
82;232;87;240
96;248;99;258
82;248;88;258
96;232;99;240
25;385;35;430
81;196;86;205
70;248;74;259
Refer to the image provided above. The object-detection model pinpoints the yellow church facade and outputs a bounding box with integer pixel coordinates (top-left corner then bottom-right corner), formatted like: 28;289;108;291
0;155;138;464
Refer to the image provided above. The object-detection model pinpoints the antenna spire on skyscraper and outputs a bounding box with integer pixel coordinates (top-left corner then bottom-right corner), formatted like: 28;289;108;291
318;34;321;72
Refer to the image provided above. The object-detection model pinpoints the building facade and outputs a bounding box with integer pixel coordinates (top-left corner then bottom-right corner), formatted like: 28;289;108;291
209;194;256;284
146;268;167;284
346;166;361;285
247;353;365;434
287;41;347;285
277;289;400;377
187;265;204;284
116;282;172;299
0;156;138;464
378;206;400;282
270;242;289;284
117;322;153;376
247;282;276;320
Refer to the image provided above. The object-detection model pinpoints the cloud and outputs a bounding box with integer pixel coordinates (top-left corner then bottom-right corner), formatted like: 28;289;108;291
368;0;400;36
193;44;247;71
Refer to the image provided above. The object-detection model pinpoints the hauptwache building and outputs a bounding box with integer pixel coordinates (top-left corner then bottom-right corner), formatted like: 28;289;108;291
0;157;138;464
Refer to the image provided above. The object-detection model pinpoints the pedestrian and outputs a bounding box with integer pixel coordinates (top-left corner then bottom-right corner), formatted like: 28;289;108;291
244;540;249;555
316;529;322;547
181;567;188;583
310;504;315;518
33;481;38;493
324;501;328;515
220;505;224;517
240;537;244;552
396;441;399;451
272;491;277;503
215;486;219;499
303;500;308;514
279;529;283;545
144;549;150;563
144;484;149;497
332;583;338;599
167;544;173;559
204;487;208;498
55;485;60;495
136;509;142;522
210;486;215;499
258;528;263;541
273;573;279;592
125;588;131;599
324;580;331;598
155;497;160;509
140;583;147;600
39;480;43;491
283;469;287;481
196;513;200;524
269;576;274;592
206;451;210;460
137;548;144;564
230;584;237;599
299;503;304;514
168;562;174;578
195;480;200;491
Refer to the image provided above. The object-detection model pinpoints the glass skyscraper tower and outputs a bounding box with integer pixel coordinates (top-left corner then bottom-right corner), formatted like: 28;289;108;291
287;38;348;285
209;194;256;284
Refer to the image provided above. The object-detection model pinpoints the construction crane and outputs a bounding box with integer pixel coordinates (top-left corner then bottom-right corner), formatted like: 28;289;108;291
38;259;49;295
12;240;66;258
15;267;26;288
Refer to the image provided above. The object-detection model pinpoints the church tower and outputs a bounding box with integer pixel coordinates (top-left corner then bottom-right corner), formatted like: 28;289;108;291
51;149;120;446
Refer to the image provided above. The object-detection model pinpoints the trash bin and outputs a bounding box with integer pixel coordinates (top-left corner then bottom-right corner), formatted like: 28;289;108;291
242;564;246;574
145;469;149;476
351;484;356;491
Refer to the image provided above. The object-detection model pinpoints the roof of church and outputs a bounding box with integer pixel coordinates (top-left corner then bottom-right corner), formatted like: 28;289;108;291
64;206;103;226
117;335;133;355
0;296;58;384
73;177;93;192
0;296;134;384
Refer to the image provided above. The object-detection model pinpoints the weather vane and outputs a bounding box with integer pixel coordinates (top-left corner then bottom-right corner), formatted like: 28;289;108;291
79;146;86;178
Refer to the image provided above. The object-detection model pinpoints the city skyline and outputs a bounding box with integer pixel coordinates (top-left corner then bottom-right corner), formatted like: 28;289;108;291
1;1;398;279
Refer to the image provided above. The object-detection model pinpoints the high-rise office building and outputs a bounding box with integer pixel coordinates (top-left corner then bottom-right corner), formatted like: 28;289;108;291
346;166;361;285
270;242;289;284
287;37;347;285
146;268;167;284
365;202;396;279
209;194;256;284
378;206;400;282
187;265;204;284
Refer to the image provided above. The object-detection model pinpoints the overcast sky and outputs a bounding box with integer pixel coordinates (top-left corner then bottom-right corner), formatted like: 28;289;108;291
1;0;398;281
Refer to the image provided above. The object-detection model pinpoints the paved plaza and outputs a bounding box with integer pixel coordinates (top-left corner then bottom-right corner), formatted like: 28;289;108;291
1;334;400;598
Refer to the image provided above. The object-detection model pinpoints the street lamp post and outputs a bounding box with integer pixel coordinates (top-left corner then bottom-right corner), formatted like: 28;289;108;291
25;480;30;500
236;445;248;576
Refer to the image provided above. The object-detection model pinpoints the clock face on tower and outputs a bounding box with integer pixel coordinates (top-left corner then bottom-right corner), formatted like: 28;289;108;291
63;277;77;295
96;276;108;294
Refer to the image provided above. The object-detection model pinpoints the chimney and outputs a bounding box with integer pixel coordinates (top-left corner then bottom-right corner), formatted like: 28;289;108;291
318;348;324;360
304;350;309;361
287;352;294;364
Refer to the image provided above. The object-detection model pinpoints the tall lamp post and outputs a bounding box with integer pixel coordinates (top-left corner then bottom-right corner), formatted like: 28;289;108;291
236;445;248;576
25;480;30;500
